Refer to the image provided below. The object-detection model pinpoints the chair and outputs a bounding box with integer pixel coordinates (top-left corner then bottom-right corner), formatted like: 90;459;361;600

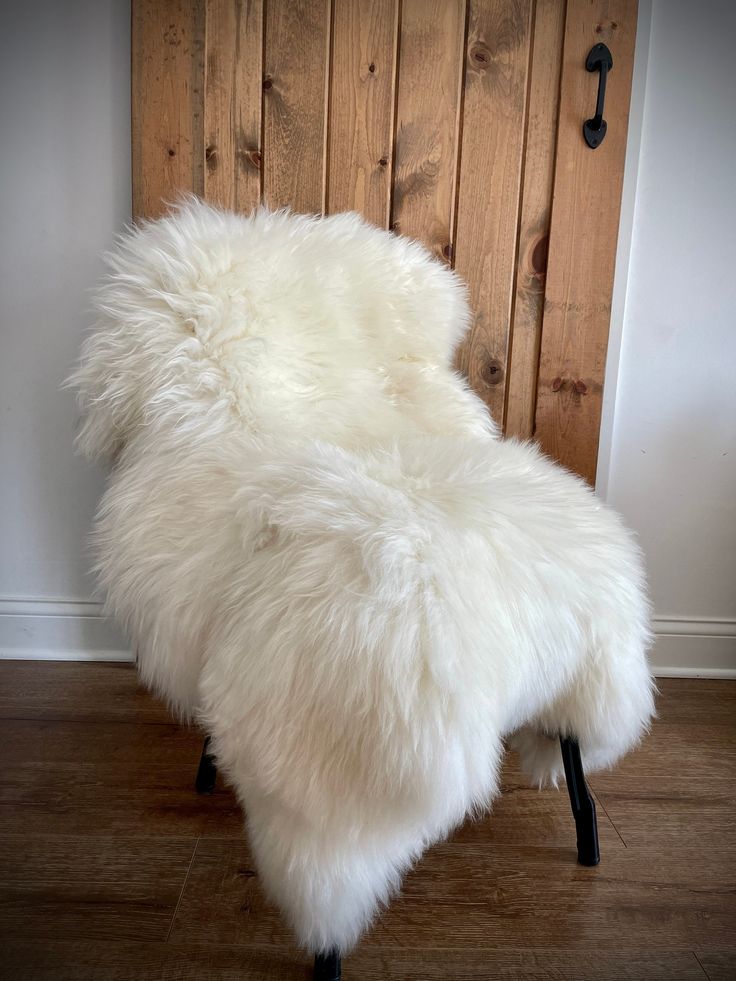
70;199;654;979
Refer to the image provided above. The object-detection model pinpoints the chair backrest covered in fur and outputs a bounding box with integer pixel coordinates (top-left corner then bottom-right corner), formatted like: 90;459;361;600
70;200;653;955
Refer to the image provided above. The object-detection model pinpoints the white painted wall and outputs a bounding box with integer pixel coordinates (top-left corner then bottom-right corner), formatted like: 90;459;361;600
0;0;132;658
599;0;736;675
1;0;733;673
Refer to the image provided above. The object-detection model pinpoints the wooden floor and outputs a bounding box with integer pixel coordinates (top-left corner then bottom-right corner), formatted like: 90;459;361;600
0;662;734;980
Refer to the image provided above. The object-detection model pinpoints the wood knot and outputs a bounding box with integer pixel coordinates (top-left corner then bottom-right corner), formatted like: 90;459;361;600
205;144;216;163
442;243;453;261
167;148;176;157
469;42;492;68
531;234;549;277
237;147;261;172
262;75;273;90
595;20;618;39
368;62;376;74
574;379;588;395
483;358;504;386
378;156;388;167
551;376;563;392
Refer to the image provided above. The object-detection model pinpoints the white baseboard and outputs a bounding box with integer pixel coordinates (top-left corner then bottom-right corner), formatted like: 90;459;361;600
1;602;734;678
650;618;736;678
0;599;133;663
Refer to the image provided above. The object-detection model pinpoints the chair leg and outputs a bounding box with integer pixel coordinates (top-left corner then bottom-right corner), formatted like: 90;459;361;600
195;735;217;794
314;950;341;981
559;736;600;867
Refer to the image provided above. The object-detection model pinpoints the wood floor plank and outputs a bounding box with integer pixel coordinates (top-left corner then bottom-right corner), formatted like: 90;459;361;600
449;749;624;850
448;785;622;852
0;834;196;944
168;835;735;951
2;940;312;981
654;678;736;727
695;949;736;981
0;663;733;980
0;660;170;725
0;719;242;837
587;722;736;792
344;948;709;980
167;836;296;948
367;842;736;951
587;718;736;846
1;940;709;980
586;793;735;848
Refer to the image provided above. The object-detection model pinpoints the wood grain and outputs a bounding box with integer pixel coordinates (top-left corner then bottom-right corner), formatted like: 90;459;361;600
0;834;195;943
391;0;466;258
453;0;533;426
0;660;169;724
0;718;242;837
653;677;736;726
327;0;399;227
504;0;566;438
695;949;736;981
203;0;263;213
368;848;736;949
587;717;736;848
132;1;641;473
1;661;734;978
167;836;736;952
534;0;639;482
168;836;296;947
262;0;331;213
2;940;310;981
2;943;709;981
132;0;205;219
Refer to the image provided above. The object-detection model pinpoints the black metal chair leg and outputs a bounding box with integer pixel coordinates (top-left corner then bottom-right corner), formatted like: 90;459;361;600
314;950;341;981
195;735;217;794
559;736;600;867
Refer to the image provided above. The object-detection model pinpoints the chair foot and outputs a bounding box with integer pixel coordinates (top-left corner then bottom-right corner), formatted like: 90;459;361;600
559;736;600;867
195;736;217;794
314;950;341;981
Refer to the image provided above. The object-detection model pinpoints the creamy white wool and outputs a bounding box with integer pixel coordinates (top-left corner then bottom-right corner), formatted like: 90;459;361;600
69;199;654;954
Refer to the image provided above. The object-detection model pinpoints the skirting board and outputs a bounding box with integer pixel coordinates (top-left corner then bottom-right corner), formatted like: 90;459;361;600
1;602;734;677
0;599;133;663
649;618;736;679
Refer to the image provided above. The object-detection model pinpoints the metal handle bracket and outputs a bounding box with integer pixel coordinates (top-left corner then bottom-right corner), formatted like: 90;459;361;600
583;43;613;149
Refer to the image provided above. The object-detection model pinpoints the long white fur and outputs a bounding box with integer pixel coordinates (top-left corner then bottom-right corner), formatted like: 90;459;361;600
69;199;654;954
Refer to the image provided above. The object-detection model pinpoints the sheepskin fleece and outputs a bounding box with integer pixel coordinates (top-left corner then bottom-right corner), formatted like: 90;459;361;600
70;199;654;954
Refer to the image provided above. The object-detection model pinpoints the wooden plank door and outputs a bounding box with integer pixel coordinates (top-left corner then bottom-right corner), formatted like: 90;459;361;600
131;0;638;485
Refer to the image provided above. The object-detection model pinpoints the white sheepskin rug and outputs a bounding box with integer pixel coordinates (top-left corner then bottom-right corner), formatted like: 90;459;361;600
69;198;654;954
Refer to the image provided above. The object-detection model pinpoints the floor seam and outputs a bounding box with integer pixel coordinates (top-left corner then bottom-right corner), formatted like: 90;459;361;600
589;784;628;848
0;716;182;727
165;835;200;943
692;950;712;979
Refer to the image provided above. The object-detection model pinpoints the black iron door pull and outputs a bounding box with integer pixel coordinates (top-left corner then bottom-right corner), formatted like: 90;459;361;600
583;43;613;148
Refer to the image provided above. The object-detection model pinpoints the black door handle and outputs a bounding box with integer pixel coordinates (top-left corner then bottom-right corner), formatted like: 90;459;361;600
583;43;613;148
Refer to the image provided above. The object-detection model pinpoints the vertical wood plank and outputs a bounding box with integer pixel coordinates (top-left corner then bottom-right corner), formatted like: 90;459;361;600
452;0;533;427
203;0;263;214
391;0;466;259
504;0;566;439
132;0;205;219
262;0;331;214
534;0;638;483
327;0;399;228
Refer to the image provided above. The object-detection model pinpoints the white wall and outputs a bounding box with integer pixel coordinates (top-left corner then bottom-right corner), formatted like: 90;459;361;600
1;0;733;674
0;0;132;659
600;0;736;676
